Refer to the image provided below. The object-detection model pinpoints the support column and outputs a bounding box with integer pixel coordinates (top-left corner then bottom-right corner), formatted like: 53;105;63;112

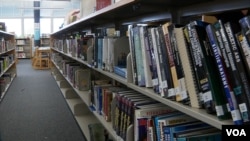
34;1;40;47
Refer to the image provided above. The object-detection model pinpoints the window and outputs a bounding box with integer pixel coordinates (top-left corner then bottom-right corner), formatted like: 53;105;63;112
0;19;22;37
40;18;51;35
24;18;34;37
53;18;64;33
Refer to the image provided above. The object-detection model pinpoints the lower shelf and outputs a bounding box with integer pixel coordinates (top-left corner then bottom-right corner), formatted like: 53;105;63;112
52;71;99;141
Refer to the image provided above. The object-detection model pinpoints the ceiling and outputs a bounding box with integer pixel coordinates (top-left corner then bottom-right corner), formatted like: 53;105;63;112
0;0;81;18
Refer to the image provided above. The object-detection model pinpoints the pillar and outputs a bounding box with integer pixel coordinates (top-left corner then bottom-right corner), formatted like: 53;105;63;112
34;1;40;47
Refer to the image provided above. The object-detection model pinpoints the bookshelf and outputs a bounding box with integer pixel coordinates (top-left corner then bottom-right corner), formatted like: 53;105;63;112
0;30;17;102
49;0;250;140
16;38;32;59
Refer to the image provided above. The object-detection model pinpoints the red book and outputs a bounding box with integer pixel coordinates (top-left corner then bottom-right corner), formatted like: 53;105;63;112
96;0;111;10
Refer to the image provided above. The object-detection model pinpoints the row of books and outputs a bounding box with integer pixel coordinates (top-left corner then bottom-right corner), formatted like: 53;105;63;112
0;71;13;99
50;14;250;125
0;54;15;74
89;80;221;141
16;39;30;45
51;52;91;91
51;51;222;141
52;34;129;79
127;15;250;125
0;38;15;53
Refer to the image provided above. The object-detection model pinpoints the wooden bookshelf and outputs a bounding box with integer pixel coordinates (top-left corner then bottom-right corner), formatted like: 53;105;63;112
16;38;32;59
0;30;17;102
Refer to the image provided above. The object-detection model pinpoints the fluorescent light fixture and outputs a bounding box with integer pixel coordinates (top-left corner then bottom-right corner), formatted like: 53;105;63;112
18;7;64;9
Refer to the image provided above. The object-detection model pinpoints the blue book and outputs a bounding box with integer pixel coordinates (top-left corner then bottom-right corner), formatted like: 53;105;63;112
97;37;103;69
114;66;127;78
133;26;146;87
206;24;243;125
163;122;211;141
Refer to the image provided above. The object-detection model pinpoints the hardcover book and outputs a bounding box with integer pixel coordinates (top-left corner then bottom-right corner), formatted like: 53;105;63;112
132;26;146;87
88;123;106;141
192;25;231;120
206;24;243;125
223;21;250;124
128;25;138;85
139;26;153;88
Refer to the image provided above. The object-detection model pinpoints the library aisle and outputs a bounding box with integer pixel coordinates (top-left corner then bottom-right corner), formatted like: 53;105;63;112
0;59;86;141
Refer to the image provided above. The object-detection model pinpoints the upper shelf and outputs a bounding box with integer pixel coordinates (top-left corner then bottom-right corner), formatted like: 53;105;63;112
52;0;213;35
51;0;249;36
0;30;14;38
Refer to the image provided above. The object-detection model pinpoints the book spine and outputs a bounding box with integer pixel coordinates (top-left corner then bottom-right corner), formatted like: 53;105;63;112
193;26;231;120
239;16;250;45
235;32;250;77
133;26;146;87
190;24;215;114
141;26;153;88
156;27;174;98
174;28;194;106
162;23;178;100
171;27;188;103
224;21;250;123
206;24;243;125
128;25;138;85
183;27;202;108
147;27;160;94
150;27;165;97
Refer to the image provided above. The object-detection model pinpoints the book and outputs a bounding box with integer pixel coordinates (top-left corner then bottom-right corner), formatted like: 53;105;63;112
107;36;117;72
174;27;197;106
128;25;138;85
134;105;176;141
88;123;106;141
167;24;188;103
175;127;221;141
133;26;146;87
113;36;130;74
96;0;111;11
239;15;250;45
235;32;250;78
147;27;160;94
156;26;175;98
155;113;198;141
192;25;231;120
221;21;250;124
140;26;153;88
149;27;169;97
74;68;91;91
163;121;211;141
162;22;179;100
189;22;216;114
102;36;109;70
97;37;104;69
206;24;243;125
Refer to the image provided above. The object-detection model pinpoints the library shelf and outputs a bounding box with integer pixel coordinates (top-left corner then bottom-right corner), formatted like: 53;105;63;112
49;0;250;140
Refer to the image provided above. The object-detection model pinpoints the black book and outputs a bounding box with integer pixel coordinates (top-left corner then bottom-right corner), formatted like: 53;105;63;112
156;26;174;99
147;27;160;94
206;24;243;125
223;21;250;124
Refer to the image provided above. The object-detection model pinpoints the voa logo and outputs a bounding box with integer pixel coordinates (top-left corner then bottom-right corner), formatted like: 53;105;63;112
226;129;246;136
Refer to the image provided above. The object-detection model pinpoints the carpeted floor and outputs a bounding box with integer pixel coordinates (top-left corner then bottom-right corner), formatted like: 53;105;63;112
0;59;86;141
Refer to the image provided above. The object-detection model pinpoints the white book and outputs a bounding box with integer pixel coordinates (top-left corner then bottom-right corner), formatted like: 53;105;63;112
102;37;109;70
107;37;117;72
139;26;153;88
150;27;164;96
